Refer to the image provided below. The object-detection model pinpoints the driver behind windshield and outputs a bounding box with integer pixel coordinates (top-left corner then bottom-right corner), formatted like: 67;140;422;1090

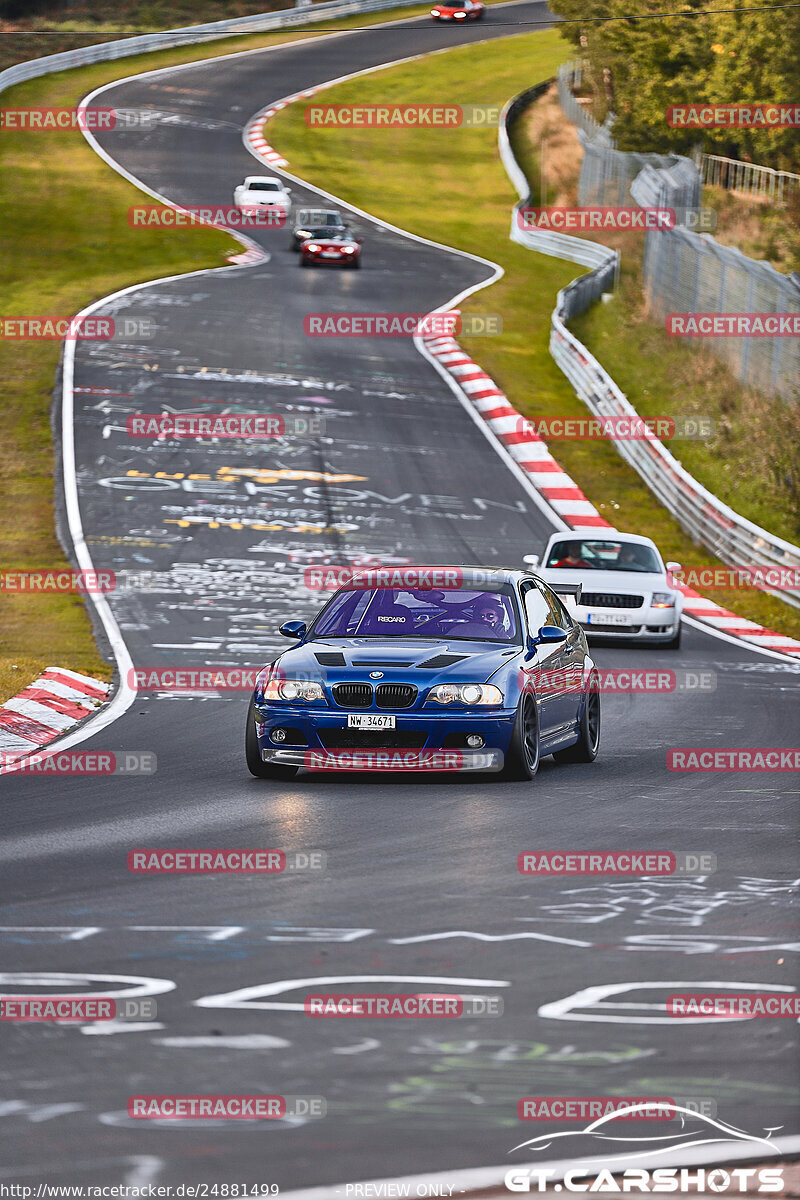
550;541;591;569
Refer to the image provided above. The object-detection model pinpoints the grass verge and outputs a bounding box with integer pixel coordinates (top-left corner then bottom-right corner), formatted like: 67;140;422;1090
267;34;800;642
0;1;446;704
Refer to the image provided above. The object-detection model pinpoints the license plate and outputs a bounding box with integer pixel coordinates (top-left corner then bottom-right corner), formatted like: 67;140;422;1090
586;612;631;626
347;714;396;729
321;250;340;258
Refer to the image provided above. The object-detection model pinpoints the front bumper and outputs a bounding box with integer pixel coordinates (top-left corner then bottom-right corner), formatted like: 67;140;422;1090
574;607;680;641
255;702;516;770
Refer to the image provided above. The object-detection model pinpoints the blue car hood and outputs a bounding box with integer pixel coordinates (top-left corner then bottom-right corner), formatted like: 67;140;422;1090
270;637;520;684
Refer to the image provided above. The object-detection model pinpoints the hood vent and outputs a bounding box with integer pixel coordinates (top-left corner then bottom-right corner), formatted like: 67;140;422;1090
315;652;346;666
417;653;470;669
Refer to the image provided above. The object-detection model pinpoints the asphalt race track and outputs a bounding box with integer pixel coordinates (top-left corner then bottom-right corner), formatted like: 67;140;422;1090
2;3;799;1189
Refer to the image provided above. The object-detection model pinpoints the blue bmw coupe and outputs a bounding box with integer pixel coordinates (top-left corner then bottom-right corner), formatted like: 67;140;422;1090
245;567;600;781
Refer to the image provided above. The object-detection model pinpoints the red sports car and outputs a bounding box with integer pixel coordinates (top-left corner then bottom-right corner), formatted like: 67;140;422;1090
300;226;362;268
430;0;484;19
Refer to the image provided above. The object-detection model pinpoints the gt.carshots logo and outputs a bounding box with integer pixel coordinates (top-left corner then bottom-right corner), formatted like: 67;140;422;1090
506;1107;784;1192
517;851;716;875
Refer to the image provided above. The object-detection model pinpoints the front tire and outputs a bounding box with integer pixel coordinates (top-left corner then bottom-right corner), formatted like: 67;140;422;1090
501;694;540;780
245;699;298;780
554;675;600;764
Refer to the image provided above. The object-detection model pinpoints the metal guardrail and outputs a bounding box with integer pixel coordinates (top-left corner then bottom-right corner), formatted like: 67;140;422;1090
0;0;423;100
499;84;800;610
697;152;800;202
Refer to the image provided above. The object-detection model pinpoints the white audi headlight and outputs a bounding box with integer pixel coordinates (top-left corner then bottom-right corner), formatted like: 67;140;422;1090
264;678;324;702
651;592;676;608
428;683;503;706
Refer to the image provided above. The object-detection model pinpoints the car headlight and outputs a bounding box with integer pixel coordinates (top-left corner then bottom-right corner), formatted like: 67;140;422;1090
341;246;355;253
296;229;311;238
264;678;324;702
651;592;676;608
454;11;466;15
428;683;504;706
307;242;320;251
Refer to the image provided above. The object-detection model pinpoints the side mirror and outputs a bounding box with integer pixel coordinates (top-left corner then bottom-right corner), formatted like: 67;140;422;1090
355;237;363;244
522;553;540;569
525;624;567;659
665;561;682;584
285;187;292;193
665;561;682;573
279;620;306;639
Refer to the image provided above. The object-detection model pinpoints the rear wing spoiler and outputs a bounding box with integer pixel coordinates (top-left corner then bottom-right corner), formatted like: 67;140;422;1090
550;581;582;605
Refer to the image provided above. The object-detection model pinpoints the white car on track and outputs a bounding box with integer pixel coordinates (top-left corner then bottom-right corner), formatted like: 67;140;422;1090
233;175;292;214
524;530;684;648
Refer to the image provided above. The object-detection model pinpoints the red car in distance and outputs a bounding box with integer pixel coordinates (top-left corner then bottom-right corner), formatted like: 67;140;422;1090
300;226;362;268
430;0;485;19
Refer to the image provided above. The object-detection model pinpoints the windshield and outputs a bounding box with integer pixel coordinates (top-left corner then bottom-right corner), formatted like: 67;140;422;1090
249;180;281;191
309;227;350;239
311;586;520;642
545;538;662;573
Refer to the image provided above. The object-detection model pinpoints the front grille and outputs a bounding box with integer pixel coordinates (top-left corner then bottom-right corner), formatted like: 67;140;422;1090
375;683;417;709
319;730;427;749
332;682;373;708
581;593;643;609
